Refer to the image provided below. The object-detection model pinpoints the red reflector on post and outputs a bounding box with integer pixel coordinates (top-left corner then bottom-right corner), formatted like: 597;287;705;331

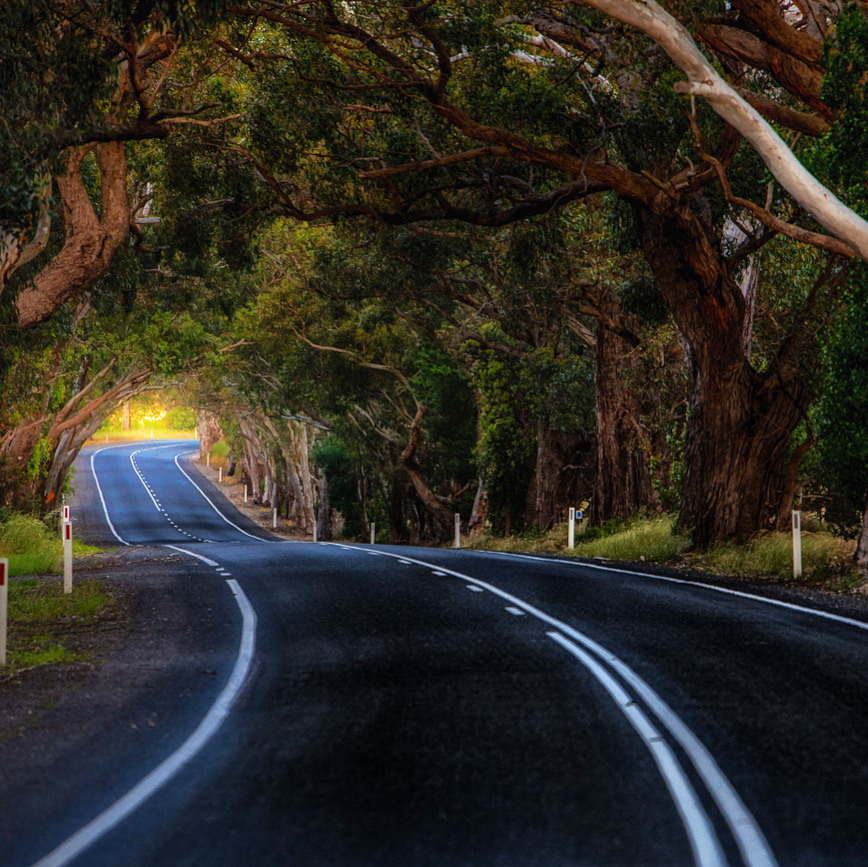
65;524;71;541
0;562;5;586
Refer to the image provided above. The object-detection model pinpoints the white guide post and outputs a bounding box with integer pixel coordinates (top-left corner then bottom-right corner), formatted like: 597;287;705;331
218;467;223;483
313;524;318;543
206;453;210;468
0;558;8;666
370;523;376;545
244;485;248;504
568;507;576;549
454;513;461;549
792;510;803;578
63;519;73;594
272;508;278;530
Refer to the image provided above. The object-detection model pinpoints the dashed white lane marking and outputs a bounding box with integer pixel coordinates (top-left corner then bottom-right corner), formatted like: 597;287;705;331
398;559;412;565
505;606;526;616
31;578;257;867
431;571;447;576
488;549;868;636
129;451;162;513
171;452;276;542
465;585;483;592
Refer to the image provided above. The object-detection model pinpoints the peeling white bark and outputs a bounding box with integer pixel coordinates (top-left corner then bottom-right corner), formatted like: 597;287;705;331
579;0;868;262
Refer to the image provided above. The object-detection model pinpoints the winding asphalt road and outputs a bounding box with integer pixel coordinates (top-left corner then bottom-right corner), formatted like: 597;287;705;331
15;441;868;866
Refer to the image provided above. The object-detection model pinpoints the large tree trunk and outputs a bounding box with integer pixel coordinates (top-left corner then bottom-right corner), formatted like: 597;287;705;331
197;412;224;459
387;470;409;542
16;143;131;330
317;475;332;541
531;421;587;530
854;496;868;571
639;205;810;547
592;316;654;525
402;405;454;539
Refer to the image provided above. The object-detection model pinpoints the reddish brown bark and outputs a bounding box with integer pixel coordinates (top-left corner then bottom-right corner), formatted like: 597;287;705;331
592;315;654;525
529;422;587;530
638;204;813;547
855;498;868;570
16;142;130;330
402;404;455;538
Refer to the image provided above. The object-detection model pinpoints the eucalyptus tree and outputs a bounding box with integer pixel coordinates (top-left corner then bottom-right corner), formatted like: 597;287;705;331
0;0;235;329
212;0;858;546
0;250;216;513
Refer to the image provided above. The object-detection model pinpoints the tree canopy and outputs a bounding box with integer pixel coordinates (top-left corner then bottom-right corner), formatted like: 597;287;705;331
4;0;868;557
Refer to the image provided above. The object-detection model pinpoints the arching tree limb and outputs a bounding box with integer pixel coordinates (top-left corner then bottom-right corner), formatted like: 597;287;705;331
578;0;868;262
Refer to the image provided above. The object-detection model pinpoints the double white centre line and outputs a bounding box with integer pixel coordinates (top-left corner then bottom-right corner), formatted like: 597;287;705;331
351;545;777;867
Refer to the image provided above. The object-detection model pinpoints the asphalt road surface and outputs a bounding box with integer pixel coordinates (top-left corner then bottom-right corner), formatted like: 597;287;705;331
16;441;868;866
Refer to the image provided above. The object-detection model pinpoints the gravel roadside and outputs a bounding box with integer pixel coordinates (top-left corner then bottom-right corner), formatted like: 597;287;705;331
0;548;242;867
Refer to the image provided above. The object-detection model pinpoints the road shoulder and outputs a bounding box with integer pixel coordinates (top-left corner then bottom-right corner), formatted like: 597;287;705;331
0;548;239;867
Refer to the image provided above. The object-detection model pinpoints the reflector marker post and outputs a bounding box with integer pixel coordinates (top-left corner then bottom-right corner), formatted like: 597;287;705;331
0;558;7;666
63;519;73;594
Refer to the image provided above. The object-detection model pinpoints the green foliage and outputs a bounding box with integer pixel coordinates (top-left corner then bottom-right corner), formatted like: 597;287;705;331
572;516;689;562
313;435;363;538
474;351;536;533
816;266;868;528
0;514;54;556
410;345;477;484
165;405;197;430
821;9;868;217
580;516;627;542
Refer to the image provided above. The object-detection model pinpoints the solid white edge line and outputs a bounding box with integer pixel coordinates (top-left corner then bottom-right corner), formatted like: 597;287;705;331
30;578;256;867
490;550;868;635
171;451;276;542
332;544;777;867
90;448;130;547
547;631;725;867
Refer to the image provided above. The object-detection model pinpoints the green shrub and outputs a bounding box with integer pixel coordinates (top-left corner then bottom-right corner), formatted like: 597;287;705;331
580;516;626;542
573;516;689;562
0;514;53;555
0;514;100;576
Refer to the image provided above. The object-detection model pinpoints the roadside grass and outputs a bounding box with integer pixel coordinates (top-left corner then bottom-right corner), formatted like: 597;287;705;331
466;514;861;589
571;516;689;562
0;513;101;577
700;531;858;586
4;579;117;674
466;515;689;562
